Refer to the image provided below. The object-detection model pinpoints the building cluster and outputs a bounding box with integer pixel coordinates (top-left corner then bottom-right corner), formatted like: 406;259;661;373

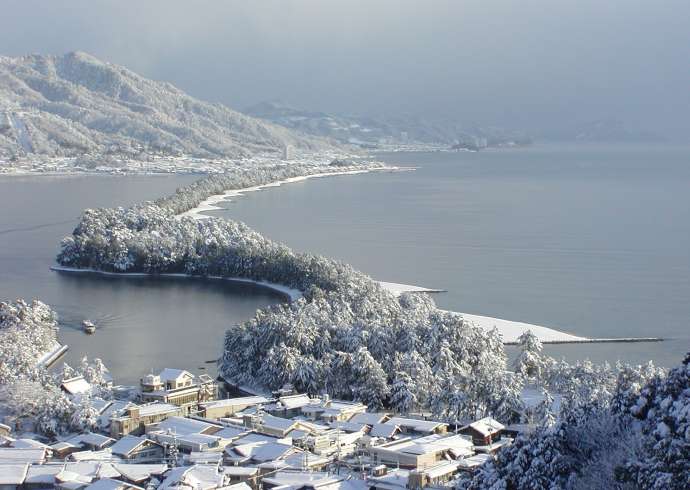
0;368;524;489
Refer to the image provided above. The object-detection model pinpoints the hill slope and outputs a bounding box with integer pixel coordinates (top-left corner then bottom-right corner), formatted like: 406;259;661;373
0;52;330;159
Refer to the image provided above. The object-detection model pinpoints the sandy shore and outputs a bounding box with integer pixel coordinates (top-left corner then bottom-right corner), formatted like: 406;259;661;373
178;168;395;220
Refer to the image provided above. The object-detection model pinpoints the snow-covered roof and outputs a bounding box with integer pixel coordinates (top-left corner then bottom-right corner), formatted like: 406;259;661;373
156;416;219;436
282;451;330;469
349;412;389;425
61;375;92;395
137;402;179;417
25;464;65;484
112;463;168;483
11;438;52;450
62;461;121;478
233;441;295;462
457;453;492;470
158;368;194;382
369;423;399;438
109;435;150;456
85;478;131;490
384;417;447;433
423;461;460;479
468;417;505;437
0;463;28;484
232;432;280;446
260;414;299;432
213;425;246;440
68;448;119;462
329;421;368;433
187;451;223;464
222;466;259;476
69;432;116;449
0;447;47;464
276;393;313;410
159;464;225;489
262;471;338;488
200;396;269;409
223;483;253;490
367;468;410;490
51;441;81;451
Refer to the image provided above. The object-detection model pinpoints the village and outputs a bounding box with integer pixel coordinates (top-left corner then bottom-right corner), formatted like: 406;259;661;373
0;367;525;489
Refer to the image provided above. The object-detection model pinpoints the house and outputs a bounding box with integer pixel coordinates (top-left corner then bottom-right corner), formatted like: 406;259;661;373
243;414;309;438
111;464;168;486
0;447;47;465
383;417;448;436
0;463;28;490
158;464;227;489
367;468;410;490
152;416;223;437
349;412;389;426
221;466;259;489
186;451;223;465
199;396;269;420
50;441;82;459
67;448;118;462
110;403;182;438
151;431;221;453
225;440;297;465
60;376;91;396
408;462;460;489
24;464;65;489
67;432;115;451
367;434;473;470
261;471;339;490
265;394;314;418
369;423;400;440
460;417;505;446
300;397;367;423
110;435;164;462
456;453;492;473
140;369;216;415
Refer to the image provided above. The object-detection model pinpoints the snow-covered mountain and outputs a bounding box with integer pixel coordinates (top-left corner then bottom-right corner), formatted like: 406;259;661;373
244;99;532;149
0;52;331;160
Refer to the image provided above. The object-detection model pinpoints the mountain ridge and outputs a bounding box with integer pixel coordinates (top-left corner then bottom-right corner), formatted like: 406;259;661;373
0;52;332;160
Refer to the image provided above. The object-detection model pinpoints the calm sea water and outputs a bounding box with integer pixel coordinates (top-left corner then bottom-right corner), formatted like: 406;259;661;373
0;174;284;384
2;144;688;385
206;144;690;368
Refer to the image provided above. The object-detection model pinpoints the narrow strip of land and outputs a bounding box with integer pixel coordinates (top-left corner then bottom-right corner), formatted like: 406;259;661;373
379;281;663;344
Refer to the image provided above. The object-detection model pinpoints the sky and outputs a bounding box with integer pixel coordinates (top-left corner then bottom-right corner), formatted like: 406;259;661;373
2;0;689;137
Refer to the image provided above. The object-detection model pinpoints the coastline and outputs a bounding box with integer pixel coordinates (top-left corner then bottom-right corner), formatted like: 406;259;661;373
50;265;302;302
178;167;402;219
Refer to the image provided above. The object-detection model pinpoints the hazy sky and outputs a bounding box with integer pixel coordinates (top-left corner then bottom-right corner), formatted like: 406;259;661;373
2;0;689;136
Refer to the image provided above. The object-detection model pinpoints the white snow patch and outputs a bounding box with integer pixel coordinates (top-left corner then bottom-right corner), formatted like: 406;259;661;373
459;312;586;344
377;281;585;343
377;281;445;295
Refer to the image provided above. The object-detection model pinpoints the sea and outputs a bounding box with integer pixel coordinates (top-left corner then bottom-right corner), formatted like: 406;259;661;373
1;143;688;383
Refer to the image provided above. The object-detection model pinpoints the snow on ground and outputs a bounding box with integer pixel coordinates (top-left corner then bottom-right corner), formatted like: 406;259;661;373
458;312;585;344
376;281;446;295
178;168;396;220
378;281;586;343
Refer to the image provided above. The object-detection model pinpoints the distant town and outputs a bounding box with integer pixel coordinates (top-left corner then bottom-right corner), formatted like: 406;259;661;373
1;365;519;489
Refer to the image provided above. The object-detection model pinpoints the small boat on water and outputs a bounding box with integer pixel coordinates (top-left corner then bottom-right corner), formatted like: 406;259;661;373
82;320;96;334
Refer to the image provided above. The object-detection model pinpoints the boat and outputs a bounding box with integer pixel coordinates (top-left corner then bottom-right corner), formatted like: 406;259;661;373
82;320;96;334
